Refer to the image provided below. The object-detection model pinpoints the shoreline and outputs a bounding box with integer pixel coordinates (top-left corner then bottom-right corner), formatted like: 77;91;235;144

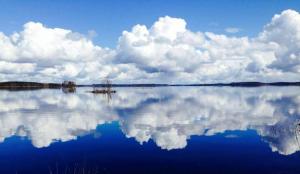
0;81;300;90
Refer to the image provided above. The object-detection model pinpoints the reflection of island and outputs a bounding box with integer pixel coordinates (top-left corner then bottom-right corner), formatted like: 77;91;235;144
0;87;299;155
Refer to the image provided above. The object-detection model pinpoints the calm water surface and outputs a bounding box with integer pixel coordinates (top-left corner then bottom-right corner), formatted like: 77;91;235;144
0;87;300;174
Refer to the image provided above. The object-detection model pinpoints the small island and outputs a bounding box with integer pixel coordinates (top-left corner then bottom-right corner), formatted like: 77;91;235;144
88;79;116;94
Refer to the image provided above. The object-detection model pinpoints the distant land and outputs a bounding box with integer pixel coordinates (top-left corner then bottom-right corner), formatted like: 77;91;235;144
91;82;300;87
0;81;300;90
0;81;61;90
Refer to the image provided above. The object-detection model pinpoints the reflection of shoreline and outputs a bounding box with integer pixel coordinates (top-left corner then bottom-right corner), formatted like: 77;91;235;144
0;87;299;155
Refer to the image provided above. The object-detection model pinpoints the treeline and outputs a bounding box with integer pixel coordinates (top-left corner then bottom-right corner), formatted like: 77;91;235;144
0;81;62;90
91;82;300;87
1;81;300;90
187;82;300;87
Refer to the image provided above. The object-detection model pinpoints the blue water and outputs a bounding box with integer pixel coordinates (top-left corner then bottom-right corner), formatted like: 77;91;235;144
0;87;300;174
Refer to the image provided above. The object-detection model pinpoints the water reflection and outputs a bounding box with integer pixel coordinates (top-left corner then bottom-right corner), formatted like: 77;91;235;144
0;87;299;155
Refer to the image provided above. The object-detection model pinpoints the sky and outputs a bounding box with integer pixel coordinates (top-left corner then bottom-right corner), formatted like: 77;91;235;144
0;0;300;84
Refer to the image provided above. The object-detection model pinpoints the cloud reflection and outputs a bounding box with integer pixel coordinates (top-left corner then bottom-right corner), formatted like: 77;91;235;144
0;87;299;155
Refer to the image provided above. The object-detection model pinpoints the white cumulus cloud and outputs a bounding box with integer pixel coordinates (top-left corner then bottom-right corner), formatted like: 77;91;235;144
0;10;300;83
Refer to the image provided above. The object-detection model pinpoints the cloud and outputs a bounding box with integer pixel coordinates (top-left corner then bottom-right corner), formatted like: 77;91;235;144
225;27;241;33
258;9;300;73
0;10;300;83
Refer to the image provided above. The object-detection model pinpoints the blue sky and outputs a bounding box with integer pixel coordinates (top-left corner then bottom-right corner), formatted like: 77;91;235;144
0;0;300;48
1;0;300;83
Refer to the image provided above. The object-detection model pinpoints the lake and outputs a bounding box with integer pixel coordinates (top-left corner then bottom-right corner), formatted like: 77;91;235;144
0;86;300;174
